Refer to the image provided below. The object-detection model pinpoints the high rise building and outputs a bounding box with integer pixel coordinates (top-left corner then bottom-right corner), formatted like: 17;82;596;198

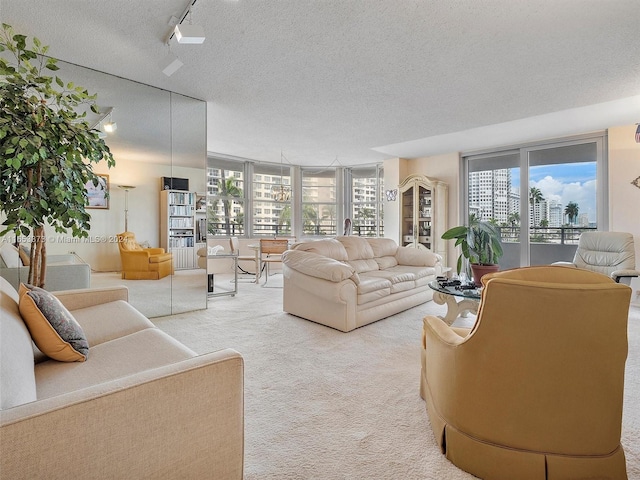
468;169;511;223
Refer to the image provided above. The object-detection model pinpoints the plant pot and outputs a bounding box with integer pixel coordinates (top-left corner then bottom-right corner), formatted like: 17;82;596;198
471;263;500;287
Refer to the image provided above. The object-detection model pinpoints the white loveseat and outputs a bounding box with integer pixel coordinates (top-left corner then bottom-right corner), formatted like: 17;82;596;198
0;276;244;479
282;236;443;332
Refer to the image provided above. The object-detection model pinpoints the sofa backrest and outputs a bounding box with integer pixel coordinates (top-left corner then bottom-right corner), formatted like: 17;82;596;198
291;238;348;261
365;238;399;270
0;276;37;410
336;236;379;273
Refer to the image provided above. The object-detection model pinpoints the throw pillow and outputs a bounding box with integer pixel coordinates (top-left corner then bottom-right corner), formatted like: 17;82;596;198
18;284;89;362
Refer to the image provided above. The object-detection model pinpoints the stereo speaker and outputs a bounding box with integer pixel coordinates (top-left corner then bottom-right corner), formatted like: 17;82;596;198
162;177;189;191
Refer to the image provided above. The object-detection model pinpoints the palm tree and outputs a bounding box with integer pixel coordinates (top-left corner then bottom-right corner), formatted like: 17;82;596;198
564;202;579;225
302;205;320;234
218;172;243;235
507;212;520;227
278;204;292;234
529;187;544;227
529;187;544;205
355;207;375;235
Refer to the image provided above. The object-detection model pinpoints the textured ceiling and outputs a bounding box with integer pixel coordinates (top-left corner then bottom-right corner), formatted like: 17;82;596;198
2;0;640;166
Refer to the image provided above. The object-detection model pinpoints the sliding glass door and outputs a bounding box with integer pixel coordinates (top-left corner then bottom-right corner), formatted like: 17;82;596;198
464;133;607;269
527;139;604;265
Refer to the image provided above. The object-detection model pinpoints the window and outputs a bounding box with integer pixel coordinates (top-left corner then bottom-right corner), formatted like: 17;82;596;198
206;157;383;239
207;159;245;236
349;165;384;236
252;162;291;236
464;133;606;269
302;167;337;236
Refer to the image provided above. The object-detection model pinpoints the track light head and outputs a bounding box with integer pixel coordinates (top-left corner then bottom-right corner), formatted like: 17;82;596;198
174;24;205;44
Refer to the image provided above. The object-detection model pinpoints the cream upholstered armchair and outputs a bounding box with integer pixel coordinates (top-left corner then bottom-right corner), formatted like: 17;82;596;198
557;231;639;285
420;266;631;480
117;232;173;280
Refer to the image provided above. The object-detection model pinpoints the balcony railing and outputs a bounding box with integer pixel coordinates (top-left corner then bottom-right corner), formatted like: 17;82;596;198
498;226;596;244
207;222;383;237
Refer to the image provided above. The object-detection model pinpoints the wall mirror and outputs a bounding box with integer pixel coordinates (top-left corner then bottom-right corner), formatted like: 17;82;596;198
1;59;207;317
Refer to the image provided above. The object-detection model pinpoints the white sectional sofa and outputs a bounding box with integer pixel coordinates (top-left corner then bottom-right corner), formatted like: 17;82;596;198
282;236;443;332
0;276;244;479
0;242;90;291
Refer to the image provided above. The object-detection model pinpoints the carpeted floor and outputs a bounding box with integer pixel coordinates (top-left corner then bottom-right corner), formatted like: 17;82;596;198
151;275;640;479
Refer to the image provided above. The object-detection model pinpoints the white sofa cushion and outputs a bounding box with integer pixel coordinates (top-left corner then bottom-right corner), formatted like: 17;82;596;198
281;250;355;282
396;246;440;267
72;300;156;346
34;328;196;401
338;236;379;273
0;278;37;409
366;238;399;257
0;243;21;268
291;238;349;261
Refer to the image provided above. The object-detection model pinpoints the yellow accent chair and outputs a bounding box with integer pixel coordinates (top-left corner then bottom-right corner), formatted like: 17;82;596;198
117;232;173;280
420;266;631;480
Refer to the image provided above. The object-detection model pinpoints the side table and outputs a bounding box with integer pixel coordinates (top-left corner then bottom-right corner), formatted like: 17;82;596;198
428;280;481;325
207;254;238;298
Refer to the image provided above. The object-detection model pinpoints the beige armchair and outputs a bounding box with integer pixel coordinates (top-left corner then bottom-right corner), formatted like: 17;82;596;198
557;231;639;285
117;232;173;280
420;266;631;480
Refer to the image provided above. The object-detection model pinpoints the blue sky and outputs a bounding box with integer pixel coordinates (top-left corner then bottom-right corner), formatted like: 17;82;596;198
511;162;597;222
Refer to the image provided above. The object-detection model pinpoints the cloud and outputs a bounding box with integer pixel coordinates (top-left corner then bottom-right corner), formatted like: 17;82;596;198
531;176;597;221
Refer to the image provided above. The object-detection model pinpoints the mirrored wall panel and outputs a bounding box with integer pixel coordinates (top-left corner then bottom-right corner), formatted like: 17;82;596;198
0;59;207;317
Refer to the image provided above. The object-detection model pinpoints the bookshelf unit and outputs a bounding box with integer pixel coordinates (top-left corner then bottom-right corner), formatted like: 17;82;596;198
161;190;196;270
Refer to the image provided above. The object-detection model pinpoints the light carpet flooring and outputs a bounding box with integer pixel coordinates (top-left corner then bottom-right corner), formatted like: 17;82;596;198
149;275;640;479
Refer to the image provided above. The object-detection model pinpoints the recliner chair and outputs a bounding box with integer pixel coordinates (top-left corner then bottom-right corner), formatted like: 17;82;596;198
557;231;639;285
421;266;632;480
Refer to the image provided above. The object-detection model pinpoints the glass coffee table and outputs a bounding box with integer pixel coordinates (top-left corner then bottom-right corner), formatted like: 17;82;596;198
428;280;481;325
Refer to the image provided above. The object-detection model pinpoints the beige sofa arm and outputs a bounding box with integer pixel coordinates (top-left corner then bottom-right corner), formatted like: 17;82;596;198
53;286;129;310
0;348;244;479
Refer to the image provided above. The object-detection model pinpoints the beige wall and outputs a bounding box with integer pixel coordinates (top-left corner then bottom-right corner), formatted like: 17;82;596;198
608;124;640;305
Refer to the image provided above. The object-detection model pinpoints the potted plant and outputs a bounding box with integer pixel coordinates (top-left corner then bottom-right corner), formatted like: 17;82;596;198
441;214;504;286
0;24;115;288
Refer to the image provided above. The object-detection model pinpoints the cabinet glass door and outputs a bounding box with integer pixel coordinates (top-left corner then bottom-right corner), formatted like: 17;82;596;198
401;186;415;246
417;185;432;249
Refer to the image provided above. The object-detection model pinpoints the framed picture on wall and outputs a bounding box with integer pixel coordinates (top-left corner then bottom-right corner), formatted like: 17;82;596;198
86;174;109;209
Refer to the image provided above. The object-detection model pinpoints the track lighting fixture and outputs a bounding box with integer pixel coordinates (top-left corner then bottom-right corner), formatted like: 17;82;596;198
164;0;205;45
174;23;205;44
90;107;117;136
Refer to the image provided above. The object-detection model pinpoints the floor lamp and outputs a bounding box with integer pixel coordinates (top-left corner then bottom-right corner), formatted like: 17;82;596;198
118;185;136;232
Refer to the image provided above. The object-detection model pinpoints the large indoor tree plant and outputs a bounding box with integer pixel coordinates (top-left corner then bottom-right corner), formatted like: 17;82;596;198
0;23;115;287
441;214;504;286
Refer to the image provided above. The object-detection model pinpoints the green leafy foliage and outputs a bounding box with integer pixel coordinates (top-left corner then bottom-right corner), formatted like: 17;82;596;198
441;214;504;274
0;24;115;285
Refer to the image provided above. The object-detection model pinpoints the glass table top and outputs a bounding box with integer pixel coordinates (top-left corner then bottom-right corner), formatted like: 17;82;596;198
428;280;481;300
